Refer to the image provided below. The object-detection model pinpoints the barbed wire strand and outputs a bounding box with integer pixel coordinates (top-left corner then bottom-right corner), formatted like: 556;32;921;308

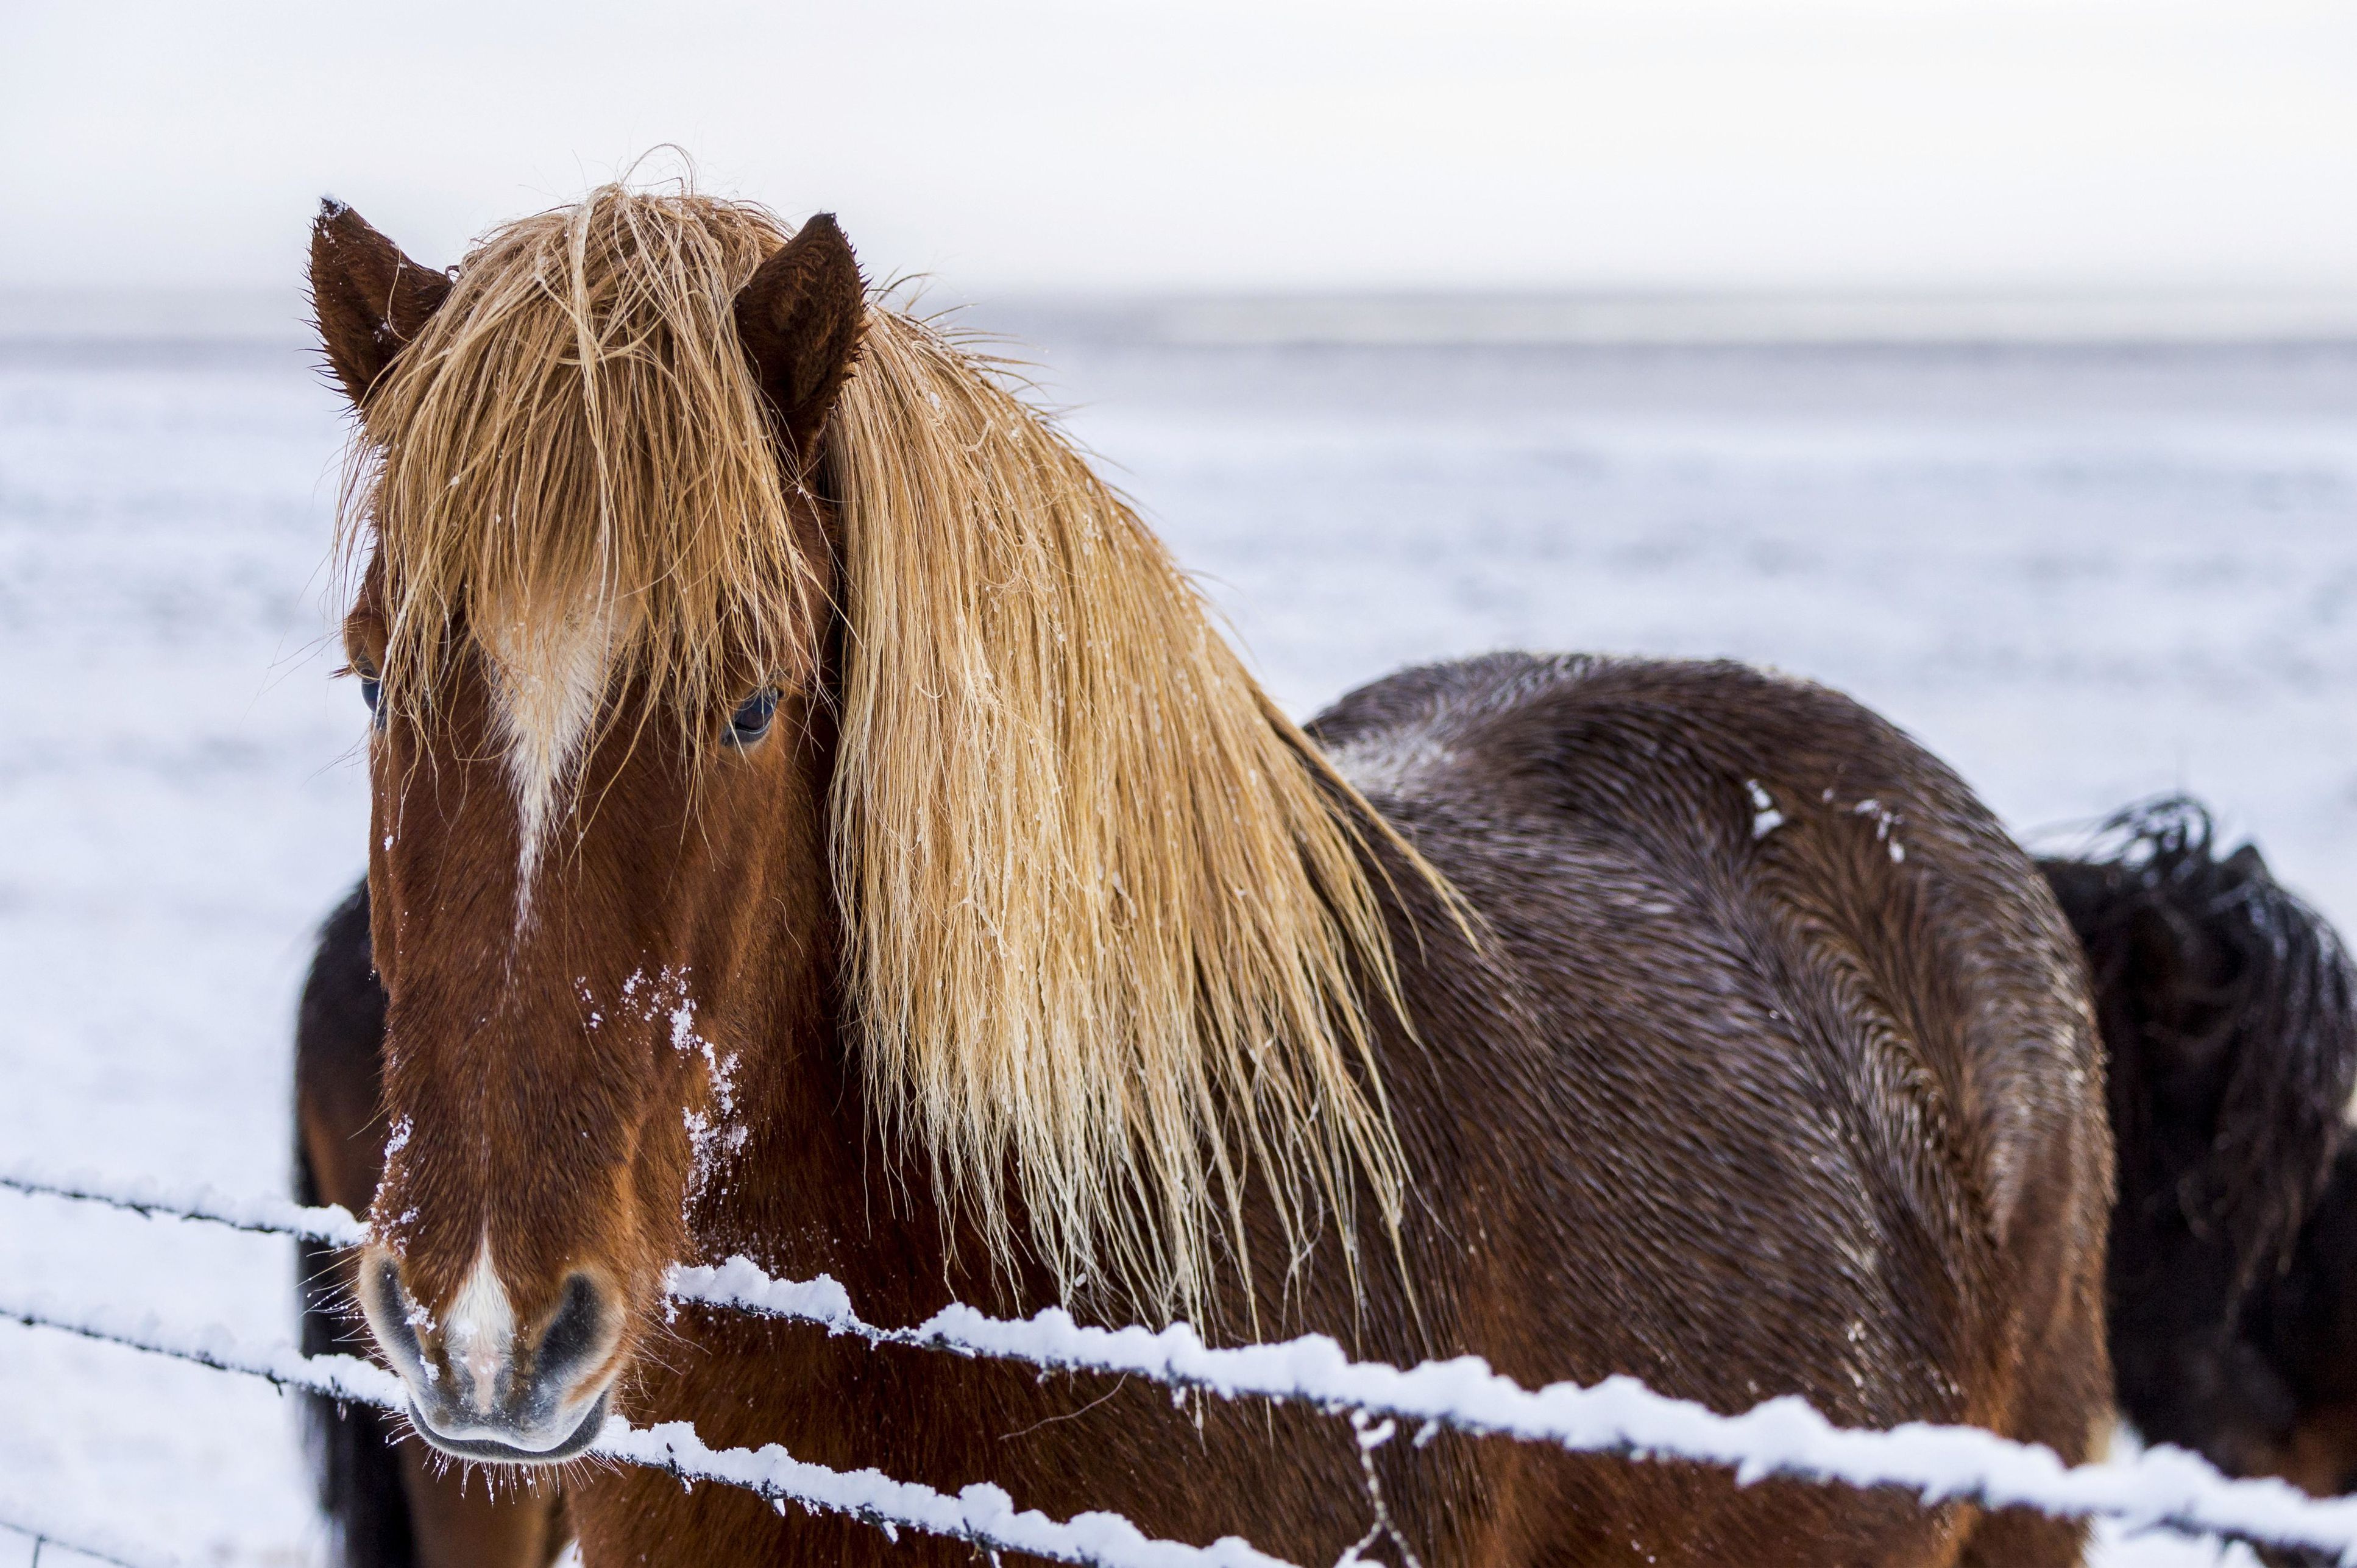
0;1291;1291;1568
0;1166;361;1247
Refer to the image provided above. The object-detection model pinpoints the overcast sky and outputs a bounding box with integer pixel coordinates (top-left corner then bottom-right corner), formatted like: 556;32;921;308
8;0;2357;297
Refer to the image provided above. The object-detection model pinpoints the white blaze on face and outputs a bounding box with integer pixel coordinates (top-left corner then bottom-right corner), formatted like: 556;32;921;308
482;609;616;911
444;1234;517;1414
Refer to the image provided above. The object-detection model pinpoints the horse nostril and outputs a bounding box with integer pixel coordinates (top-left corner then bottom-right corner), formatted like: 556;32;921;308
534;1274;609;1385
358;1252;430;1380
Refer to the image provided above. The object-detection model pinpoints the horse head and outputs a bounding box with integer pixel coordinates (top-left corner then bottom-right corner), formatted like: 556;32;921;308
312;192;862;1461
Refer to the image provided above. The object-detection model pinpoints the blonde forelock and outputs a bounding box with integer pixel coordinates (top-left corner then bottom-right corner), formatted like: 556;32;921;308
341;183;826;753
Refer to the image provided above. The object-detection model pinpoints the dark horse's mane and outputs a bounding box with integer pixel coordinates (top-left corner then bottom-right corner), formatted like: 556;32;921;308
2041;798;2357;1483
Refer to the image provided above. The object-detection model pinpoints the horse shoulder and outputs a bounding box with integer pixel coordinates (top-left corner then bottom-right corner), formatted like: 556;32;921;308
1313;654;2110;1437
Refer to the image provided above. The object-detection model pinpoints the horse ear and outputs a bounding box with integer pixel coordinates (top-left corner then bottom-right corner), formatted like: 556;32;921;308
309;199;452;407
733;213;866;471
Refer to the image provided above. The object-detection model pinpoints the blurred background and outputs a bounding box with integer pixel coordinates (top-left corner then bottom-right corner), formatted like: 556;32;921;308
5;2;2356;1562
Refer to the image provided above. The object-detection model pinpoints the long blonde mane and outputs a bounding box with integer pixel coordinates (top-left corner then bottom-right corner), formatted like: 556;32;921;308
347;183;1423;1322
829;313;1423;1321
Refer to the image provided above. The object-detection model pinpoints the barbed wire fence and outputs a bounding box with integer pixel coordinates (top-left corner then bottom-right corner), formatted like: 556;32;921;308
6;1162;2356;1566
0;1509;173;1568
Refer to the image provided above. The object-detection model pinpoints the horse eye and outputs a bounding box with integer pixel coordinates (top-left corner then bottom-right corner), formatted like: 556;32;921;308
729;688;779;746
353;664;385;730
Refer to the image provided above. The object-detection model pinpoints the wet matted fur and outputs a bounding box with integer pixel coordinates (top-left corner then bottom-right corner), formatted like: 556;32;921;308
302;183;2124;1567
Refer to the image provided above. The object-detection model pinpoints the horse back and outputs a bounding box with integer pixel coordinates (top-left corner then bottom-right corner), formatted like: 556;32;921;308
1316;654;2111;1508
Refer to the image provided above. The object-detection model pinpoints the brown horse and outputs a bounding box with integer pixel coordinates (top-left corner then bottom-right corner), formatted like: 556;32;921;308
298;182;2127;1567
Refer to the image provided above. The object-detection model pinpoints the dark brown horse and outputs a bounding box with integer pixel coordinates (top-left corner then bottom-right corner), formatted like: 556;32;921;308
294;182;2139;1567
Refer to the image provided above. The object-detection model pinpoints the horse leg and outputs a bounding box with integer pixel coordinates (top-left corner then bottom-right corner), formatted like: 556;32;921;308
296;882;572;1568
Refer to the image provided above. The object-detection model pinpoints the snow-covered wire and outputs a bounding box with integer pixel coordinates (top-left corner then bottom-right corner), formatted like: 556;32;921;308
18;1164;2357;1559
0;1290;403;1405
672;1259;2357;1559
0;1163;364;1247
0;1291;1292;1568
601;1418;1291;1568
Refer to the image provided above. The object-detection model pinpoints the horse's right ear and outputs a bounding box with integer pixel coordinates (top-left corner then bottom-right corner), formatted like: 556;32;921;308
733;213;866;471
309;199;452;407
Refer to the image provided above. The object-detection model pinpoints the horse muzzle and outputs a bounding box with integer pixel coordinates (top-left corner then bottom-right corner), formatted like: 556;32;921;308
358;1246;622;1465
406;1386;611;1463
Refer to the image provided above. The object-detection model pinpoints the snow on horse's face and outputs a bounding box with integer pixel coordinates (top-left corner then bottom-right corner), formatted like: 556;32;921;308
313;197;859;1463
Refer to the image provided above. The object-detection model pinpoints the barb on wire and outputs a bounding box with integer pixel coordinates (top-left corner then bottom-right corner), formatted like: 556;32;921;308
0;1291;1292;1568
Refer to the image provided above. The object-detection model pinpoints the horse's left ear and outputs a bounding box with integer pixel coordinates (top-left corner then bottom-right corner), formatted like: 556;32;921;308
734;213;866;471
308;199;453;408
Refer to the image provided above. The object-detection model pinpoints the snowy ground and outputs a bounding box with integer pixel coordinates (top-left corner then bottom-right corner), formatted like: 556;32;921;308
8;306;2356;1566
